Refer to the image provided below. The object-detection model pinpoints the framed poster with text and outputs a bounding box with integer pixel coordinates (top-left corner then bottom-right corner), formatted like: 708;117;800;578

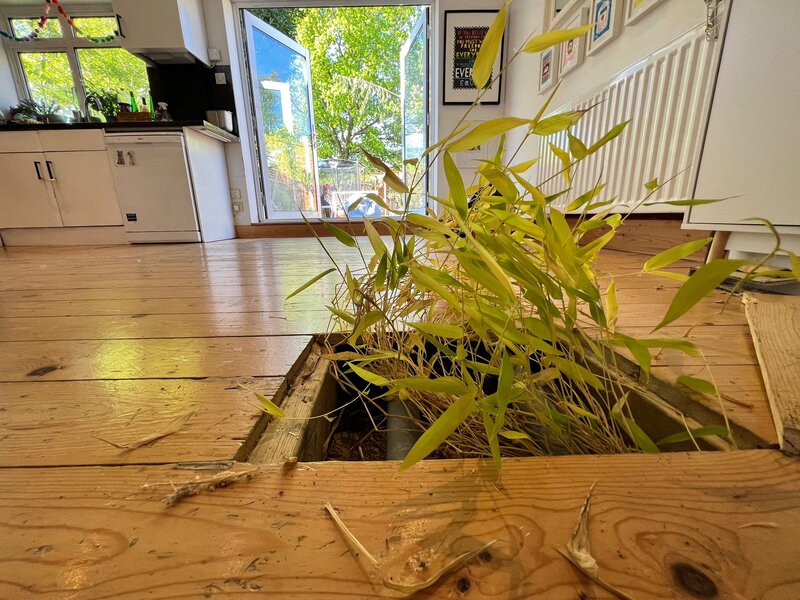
443;10;504;105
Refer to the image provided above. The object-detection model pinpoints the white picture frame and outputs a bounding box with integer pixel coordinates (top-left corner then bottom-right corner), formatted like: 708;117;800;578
625;0;668;26
539;45;559;93
559;7;589;76
587;0;623;56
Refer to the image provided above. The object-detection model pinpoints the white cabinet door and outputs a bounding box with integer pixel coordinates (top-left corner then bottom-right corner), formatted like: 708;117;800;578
47;151;123;226
0;153;63;228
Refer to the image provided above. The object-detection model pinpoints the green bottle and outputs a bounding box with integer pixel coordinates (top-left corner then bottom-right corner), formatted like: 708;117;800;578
129;91;138;112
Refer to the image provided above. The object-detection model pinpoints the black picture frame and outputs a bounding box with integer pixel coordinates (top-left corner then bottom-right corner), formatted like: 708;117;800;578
442;9;505;106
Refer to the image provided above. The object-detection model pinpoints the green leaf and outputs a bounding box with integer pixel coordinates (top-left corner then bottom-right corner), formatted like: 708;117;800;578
567;184;605;212
611;394;659;453
327;304;355;324
509;158;539;173
605;280;618;330
657;425;729;447
522;24;593;53
643;238;712;272
323;222;357;248
549;142;572;184
482;410;501;470
645;177;659;191
676;375;717;396
239;383;285;418
406;321;464;339
392;376;470;396
399;393;476;471
644;198;725;207
447;117;531;153
363;220;387;258
655;259;747;329
472;3;507;89
533;111;585;136
587;121;629;154
360;146;409;193
287;267;336;300
349;309;384;344
568;133;587;160
346;362;390;387
498;430;532;440
791;254;800;281
443;151;468;218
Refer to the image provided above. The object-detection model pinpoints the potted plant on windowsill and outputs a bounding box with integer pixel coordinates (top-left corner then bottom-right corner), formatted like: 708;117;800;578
9;99;66;124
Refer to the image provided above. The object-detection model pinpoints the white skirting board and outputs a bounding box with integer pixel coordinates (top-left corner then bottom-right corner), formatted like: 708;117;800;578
0;226;128;247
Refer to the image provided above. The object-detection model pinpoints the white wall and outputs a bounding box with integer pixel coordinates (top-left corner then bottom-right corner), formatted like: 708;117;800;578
504;0;707;172
202;0;259;226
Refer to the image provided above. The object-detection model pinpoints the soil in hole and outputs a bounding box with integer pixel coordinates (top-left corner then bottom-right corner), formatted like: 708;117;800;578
325;385;387;461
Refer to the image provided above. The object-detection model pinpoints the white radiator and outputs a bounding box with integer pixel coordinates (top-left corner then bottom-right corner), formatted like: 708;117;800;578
538;14;728;213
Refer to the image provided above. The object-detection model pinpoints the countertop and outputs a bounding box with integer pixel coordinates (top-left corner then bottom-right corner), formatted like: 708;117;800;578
0;120;240;143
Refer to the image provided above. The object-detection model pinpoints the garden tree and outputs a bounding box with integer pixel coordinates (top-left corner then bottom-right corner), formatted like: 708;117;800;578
256;6;419;169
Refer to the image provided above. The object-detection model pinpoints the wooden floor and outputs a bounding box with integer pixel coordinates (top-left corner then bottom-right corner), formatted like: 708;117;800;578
0;225;796;598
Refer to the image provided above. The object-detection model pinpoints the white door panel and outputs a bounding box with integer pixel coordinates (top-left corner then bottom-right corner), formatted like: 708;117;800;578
0;153;62;228
48;151;123;227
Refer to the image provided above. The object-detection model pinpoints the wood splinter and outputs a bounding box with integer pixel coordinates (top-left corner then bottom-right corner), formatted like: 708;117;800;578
324;502;497;596
142;468;259;507
558;482;638;600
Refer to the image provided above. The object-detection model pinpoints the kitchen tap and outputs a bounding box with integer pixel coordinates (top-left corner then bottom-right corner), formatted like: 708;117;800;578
82;95;104;122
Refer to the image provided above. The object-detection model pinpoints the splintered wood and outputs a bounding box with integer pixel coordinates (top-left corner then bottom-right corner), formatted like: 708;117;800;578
743;294;800;454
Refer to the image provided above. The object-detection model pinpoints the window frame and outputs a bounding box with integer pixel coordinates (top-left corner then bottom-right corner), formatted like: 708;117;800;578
1;4;133;114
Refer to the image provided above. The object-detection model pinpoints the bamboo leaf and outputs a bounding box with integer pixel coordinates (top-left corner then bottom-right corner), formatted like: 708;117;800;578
791;254;800;281
349;309;385;344
363;220;387;258
443;151;468;218
499;430;532;440
567;184;605;212
327;304;355;324
509;158;539;173
568;133;587;160
482;411;502;470
655;259;747;329
533;111;585;136
472;3;507;89
323;222;357;248
549;142;572;184
676;375;717;396
657;425;729;447
645;177;659;191
239;383;285;418
644;198;725;207
347;362;390;387
611;395;659;453
360;147;409;193
643;238;712;272
604;280;618;330
447;117;531;153
399;393;476;471
587;121;629;154
287;267;336;300
407;321;465;339
522;24;593;53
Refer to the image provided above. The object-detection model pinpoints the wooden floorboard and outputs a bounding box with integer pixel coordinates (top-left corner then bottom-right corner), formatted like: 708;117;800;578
1;452;798;599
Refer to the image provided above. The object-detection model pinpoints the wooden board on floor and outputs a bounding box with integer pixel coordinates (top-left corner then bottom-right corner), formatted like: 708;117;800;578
0;336;312;382
0;451;798;599
0;377;281;467
744;293;800;454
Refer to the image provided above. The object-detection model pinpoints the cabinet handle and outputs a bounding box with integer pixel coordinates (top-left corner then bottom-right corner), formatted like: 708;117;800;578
34;161;43;180
46;161;56;181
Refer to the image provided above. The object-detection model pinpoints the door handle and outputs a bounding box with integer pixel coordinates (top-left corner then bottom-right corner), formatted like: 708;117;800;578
45;161;56;181
34;161;43;180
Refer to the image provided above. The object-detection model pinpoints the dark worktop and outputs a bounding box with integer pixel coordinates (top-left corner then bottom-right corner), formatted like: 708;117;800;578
0;120;239;142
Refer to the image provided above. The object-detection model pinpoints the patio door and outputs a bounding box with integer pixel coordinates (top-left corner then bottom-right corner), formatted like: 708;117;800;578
400;9;429;214
243;12;320;220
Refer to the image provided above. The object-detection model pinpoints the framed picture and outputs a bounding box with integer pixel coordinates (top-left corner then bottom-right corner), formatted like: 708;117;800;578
545;0;583;30
587;0;623;56
539;45;559;93
625;0;668;26
442;10;505;105
559;7;589;76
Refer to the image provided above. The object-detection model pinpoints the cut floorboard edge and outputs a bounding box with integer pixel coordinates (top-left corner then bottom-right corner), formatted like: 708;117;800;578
0;451;798;599
743;293;800;454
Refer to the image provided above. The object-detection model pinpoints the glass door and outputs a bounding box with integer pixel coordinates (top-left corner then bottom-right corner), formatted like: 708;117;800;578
400;9;429;214
243;12;319;220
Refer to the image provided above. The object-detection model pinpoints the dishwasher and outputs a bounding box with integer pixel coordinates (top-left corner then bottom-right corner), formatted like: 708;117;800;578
105;131;235;243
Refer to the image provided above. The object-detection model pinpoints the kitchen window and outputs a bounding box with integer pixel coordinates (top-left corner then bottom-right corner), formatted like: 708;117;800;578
1;9;149;120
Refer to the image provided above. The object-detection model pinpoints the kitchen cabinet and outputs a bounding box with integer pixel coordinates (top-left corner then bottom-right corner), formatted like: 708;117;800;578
112;0;209;65
0;152;63;228
0;130;122;229
47;151;122;227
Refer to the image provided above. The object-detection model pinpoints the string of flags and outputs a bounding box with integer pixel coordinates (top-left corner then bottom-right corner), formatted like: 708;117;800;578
0;0;120;44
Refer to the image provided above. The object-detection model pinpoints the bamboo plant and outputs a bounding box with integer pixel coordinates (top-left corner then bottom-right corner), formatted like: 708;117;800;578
281;10;791;471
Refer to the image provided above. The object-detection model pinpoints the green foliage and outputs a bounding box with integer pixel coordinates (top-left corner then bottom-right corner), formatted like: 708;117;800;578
294;17;748;471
